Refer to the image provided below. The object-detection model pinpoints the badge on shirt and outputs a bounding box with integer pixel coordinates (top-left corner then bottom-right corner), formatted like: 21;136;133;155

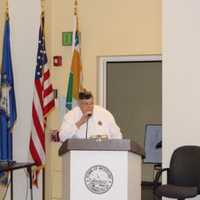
98;121;103;126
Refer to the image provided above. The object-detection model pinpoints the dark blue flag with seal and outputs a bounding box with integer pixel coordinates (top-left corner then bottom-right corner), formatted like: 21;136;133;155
0;17;17;185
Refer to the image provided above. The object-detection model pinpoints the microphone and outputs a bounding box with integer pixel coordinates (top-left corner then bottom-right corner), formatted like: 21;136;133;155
87;113;92;117
85;113;92;139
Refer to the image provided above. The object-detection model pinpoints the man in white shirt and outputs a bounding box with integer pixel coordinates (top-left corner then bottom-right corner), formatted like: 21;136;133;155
56;91;122;142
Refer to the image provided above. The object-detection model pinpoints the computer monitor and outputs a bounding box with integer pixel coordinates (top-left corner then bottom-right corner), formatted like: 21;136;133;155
143;124;162;164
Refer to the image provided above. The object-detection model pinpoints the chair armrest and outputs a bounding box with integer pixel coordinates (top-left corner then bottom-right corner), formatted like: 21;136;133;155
153;168;169;193
197;184;200;194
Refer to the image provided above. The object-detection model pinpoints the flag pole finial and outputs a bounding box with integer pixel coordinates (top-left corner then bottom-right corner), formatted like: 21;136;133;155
74;0;78;16
41;0;45;17
5;0;9;19
40;0;45;33
74;0;79;31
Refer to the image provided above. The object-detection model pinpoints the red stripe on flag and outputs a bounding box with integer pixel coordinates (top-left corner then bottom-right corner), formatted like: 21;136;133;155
44;70;50;80
32;104;45;150
35;80;43;107
44;85;53;97
29;137;42;166
43;101;55;116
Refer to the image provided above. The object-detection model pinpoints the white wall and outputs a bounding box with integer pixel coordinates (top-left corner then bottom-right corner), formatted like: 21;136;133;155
163;0;200;199
6;0;42;199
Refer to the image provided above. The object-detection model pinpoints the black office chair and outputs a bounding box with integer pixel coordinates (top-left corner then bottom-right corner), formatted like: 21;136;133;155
154;145;200;200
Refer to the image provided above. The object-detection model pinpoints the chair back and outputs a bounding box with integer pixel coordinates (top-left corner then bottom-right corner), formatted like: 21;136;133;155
168;145;200;189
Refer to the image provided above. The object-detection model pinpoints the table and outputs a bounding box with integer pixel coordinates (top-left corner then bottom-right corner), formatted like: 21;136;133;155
0;162;35;200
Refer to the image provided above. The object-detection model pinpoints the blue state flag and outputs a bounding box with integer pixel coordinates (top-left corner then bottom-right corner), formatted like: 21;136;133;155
0;18;17;162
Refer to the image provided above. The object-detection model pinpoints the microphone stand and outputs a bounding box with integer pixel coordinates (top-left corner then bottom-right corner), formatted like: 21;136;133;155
85;114;92;139
85;119;89;139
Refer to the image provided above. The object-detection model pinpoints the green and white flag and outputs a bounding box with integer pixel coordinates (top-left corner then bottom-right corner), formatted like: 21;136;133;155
66;14;83;110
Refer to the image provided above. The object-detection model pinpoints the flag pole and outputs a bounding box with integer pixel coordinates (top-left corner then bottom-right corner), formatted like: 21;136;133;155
41;1;45;199
66;0;83;109
29;0;55;194
5;1;14;199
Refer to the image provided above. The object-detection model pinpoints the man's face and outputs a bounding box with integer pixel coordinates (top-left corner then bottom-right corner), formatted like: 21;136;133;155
79;97;94;114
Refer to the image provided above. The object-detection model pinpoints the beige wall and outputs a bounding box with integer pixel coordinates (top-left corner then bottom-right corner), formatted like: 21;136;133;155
48;0;161;199
50;0;161;99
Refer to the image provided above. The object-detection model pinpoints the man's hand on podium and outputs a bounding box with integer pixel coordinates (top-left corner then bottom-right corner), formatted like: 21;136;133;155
50;130;60;142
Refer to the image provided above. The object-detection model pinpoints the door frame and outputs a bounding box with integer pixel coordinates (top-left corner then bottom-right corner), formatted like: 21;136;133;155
98;55;161;107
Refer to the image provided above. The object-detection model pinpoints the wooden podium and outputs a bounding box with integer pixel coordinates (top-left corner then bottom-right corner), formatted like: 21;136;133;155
59;139;144;200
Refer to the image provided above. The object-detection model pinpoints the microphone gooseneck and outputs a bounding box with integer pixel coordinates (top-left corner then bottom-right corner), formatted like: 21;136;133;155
85;118;89;139
85;113;91;139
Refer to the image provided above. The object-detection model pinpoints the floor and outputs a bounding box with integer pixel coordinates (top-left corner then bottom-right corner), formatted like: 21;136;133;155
142;183;156;200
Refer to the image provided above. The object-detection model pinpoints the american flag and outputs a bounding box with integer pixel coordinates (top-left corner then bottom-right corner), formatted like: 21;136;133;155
29;17;55;185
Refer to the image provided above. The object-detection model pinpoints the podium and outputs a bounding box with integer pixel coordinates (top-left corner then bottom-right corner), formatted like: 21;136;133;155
59;139;144;200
